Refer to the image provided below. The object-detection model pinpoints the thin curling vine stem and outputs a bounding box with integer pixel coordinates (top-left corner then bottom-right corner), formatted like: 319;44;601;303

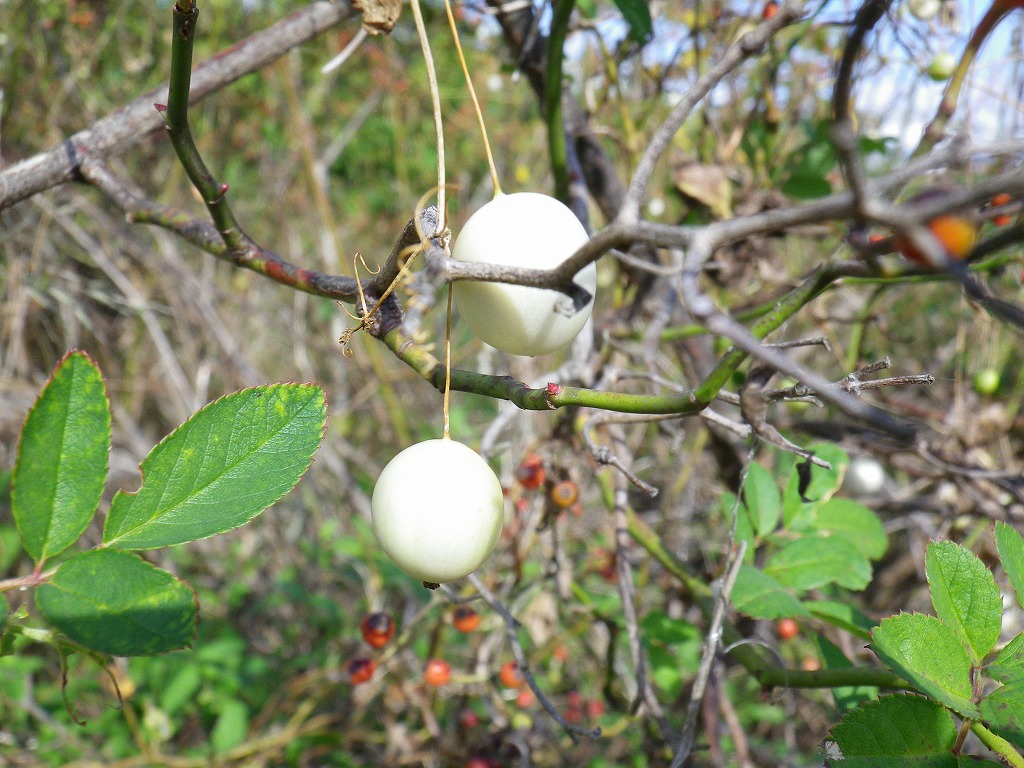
409;0;447;234
165;2;246;250
545;0;575;205
443;0;501;196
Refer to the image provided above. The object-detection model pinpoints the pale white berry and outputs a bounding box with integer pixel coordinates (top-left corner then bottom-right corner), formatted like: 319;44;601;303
907;0;941;21
371;439;504;583
452;192;597;357
843;457;886;496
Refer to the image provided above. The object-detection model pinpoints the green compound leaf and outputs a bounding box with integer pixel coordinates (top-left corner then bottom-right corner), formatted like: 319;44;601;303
12;351;110;564
825;694;1001;767
610;0;652;43
103;384;326;549
36;549;195;656
989;633;1024;684
814;498;888;561
996;522;1024;612
926;540;1002;665
765;535;872;591
871;614;980;719
980;680;1024;750
742;462;780;538
731;564;811;620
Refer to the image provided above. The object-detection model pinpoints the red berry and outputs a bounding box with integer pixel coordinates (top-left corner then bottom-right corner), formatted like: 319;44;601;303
346;657;376;685
776;618;799;640
467;758;490;768
459;709;481;729
515;453;546;490
499;661;524;689
550;480;579;509
586;698;605;719
516;688;535;708
424;658;452;687
991;193;1013;226
453;605;482;633
360;611;396;649
762;0;779;19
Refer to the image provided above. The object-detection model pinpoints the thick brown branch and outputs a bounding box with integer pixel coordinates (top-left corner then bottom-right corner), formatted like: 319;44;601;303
0;1;355;211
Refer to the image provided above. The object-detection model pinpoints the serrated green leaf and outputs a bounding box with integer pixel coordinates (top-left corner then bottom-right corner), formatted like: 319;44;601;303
806;599;875;640
824;694;966;767
742;463;780;537
103;385;326;549
815;635;877;714
927;541;1002;664
610;0;652;43
36;549;196;656
990;634;1024;684
981;680;1024;750
12;351;110;563
814;499;888;560
731;564;811;619
996;522;1024;612
871;614;979;718
765;535;872;591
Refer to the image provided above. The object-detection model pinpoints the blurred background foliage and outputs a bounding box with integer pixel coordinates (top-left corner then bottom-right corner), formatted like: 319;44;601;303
1;0;1023;765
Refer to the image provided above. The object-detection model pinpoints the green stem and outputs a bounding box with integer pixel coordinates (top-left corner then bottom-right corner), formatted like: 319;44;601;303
381;263;848;414
691;264;836;406
165;3;246;250
971;722;1024;768
845;284;885;371
545;0;575;204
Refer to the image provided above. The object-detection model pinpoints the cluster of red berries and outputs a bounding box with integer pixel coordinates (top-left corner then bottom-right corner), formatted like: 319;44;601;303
564;690;605;724
514;453;581;513
345;611;398;685
349;605;498;687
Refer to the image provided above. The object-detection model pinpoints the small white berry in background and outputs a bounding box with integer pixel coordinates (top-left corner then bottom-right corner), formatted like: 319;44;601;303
906;0;941;20
646;197;666;218
843;456;886;496
453;192;598;357
371;439;505;584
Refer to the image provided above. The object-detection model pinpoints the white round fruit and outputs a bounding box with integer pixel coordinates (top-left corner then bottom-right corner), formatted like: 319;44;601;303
452;192;598;356
843;457;886;496
371;439;505;583
907;0;941;20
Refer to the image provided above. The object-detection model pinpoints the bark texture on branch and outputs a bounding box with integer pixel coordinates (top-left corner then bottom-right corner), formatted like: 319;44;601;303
0;1;354;211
